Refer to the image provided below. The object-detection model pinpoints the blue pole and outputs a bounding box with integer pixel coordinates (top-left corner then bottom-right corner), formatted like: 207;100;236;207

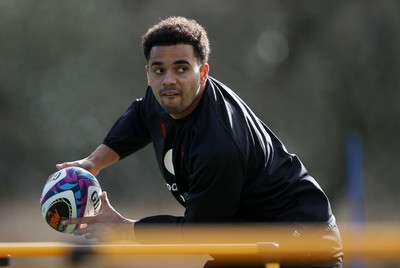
345;131;365;267
345;131;365;222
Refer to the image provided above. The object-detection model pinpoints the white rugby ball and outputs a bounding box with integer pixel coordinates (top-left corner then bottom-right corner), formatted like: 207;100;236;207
40;167;102;233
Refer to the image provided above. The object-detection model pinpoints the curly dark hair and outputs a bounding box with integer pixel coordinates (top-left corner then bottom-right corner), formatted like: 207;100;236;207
141;16;210;64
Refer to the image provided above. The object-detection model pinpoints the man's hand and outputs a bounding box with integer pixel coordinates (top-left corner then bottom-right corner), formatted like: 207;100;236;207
56;144;120;176
56;158;99;176
62;191;137;242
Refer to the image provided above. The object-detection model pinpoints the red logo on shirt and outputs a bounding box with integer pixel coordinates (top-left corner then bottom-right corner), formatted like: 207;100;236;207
161;123;166;137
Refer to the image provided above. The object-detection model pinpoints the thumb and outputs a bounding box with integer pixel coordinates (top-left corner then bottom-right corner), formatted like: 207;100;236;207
100;191;113;210
101;191;108;202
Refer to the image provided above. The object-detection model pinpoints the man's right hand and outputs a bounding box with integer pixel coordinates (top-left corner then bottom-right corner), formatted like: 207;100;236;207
56;144;120;177
56;159;99;176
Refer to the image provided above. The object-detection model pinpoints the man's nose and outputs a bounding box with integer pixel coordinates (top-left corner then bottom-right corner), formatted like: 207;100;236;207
162;70;177;86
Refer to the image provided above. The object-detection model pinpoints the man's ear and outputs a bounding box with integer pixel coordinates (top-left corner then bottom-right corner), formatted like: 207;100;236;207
200;63;209;85
145;65;150;85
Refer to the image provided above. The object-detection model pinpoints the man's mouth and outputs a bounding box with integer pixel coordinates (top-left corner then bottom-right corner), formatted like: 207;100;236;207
160;88;180;97
162;91;179;96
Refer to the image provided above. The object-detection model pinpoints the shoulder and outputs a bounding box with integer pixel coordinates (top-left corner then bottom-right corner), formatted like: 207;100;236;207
201;77;246;129
203;77;258;140
191;77;252;154
198;77;272;162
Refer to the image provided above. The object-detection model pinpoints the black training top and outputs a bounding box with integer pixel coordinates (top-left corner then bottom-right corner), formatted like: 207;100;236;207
103;77;333;226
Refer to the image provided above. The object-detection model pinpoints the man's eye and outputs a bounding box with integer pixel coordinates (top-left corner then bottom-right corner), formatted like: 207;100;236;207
154;69;162;74
177;67;187;73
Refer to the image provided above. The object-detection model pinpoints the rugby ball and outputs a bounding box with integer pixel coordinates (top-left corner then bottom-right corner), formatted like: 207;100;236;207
40;167;102;233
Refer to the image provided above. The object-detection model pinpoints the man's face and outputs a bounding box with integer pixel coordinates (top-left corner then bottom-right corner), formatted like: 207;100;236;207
146;44;209;119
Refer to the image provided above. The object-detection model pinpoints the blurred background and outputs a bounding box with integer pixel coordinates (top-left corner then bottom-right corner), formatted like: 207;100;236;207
1;0;399;267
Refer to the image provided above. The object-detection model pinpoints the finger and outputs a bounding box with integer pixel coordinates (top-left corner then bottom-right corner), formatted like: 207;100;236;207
56;162;73;170
73;228;90;236
62;216;96;226
85;233;95;240
101;191;108;203
98;191;118;215
100;191;112;209
73;225;98;239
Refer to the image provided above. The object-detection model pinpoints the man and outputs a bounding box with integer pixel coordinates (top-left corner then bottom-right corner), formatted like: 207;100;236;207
59;16;343;267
